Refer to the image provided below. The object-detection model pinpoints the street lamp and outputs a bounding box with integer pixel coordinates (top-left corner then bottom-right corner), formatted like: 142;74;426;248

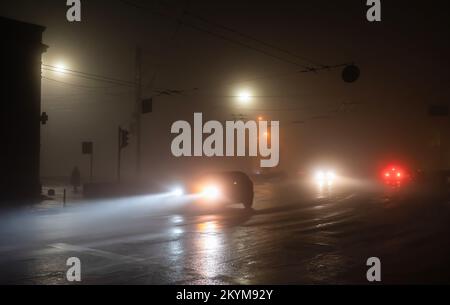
236;89;252;104
53;62;67;75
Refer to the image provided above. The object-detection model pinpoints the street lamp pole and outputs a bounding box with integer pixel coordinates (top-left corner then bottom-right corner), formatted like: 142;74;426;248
135;47;142;178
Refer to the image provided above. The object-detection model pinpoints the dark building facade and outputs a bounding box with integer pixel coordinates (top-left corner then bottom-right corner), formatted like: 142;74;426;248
0;17;47;203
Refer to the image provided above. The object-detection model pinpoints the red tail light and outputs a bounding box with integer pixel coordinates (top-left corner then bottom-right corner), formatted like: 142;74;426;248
381;164;409;185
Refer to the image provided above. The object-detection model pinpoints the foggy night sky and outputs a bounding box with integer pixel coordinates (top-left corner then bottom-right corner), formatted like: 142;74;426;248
1;0;449;182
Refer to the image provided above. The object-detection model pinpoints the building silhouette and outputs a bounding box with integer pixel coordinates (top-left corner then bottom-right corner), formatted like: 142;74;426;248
0;17;47;203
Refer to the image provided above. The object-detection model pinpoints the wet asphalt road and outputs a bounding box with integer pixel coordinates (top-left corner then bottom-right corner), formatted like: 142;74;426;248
1;179;450;285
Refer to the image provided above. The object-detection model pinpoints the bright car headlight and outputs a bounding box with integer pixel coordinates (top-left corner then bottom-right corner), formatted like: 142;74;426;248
171;187;184;197
201;185;221;200
315;171;325;183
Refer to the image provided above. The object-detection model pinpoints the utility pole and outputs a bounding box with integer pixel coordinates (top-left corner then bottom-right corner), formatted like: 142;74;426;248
118;127;122;182
135;47;142;178
429;104;449;170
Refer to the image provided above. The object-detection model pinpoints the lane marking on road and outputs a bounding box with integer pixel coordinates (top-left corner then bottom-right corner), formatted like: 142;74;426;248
336;193;357;202
78;232;169;249
49;243;146;264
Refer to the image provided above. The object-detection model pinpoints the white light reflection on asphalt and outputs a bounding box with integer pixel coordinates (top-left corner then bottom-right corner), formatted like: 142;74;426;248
195;220;224;278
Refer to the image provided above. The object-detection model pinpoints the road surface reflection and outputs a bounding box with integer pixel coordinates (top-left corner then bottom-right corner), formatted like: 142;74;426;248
195;221;224;278
315;183;334;199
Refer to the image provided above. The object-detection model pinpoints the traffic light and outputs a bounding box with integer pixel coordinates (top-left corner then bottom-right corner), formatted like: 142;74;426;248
41;112;49;125
142;98;153;114
342;64;360;83
82;141;93;154
120;128;130;149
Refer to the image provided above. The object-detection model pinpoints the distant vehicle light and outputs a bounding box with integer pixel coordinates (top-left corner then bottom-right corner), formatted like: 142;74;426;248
315;171;325;181
381;165;409;186
314;169;336;186
327;171;336;180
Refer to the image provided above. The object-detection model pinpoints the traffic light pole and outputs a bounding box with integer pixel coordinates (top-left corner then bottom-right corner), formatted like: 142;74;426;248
90;153;93;182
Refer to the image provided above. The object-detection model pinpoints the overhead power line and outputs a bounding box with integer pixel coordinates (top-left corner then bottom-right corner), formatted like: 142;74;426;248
42;64;135;87
42;75;185;98
182;10;329;69
117;0;346;71
42;76;131;90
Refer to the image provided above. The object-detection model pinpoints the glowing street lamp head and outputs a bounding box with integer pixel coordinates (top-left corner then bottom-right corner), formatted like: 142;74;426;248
53;62;67;75
237;90;252;104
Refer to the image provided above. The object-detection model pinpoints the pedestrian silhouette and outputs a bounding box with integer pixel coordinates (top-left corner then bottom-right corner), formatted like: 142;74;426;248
70;166;81;193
